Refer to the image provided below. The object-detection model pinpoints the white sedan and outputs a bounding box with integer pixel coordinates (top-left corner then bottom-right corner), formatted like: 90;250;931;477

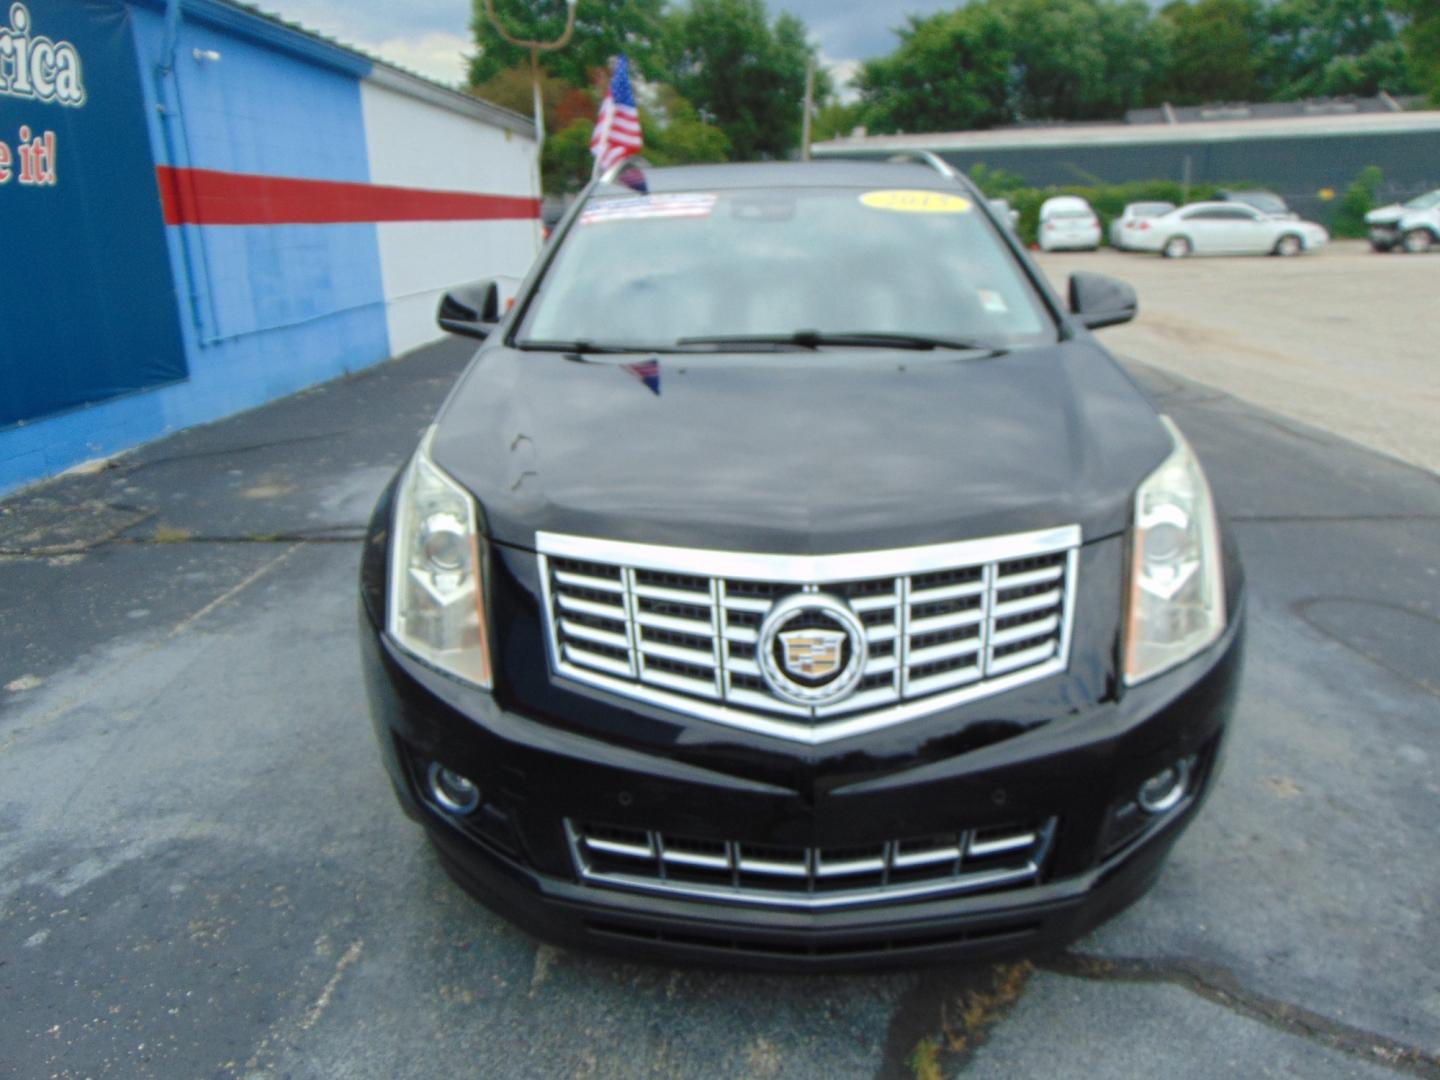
1037;196;1101;251
1109;201;1175;250
1126;202;1328;258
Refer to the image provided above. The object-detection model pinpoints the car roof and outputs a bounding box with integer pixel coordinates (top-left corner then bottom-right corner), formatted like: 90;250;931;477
1040;195;1091;210
594;160;972;195
1177;201;1253;212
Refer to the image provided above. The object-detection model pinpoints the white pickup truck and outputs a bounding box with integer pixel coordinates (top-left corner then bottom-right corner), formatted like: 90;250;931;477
1365;189;1440;253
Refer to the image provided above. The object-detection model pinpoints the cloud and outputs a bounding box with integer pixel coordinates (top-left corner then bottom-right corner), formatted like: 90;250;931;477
345;30;473;86
819;55;862;104
256;0;468;47
255;0;962;88
772;0;956;59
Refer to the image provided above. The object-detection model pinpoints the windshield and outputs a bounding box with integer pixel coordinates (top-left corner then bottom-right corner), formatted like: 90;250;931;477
1405;191;1440;210
516;186;1056;350
1233;193;1286;214
1130;202;1173;217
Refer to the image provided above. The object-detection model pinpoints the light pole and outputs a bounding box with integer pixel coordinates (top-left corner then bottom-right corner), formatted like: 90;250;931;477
483;0;579;152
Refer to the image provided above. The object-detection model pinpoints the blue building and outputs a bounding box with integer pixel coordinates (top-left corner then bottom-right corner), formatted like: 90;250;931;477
1;0;540;495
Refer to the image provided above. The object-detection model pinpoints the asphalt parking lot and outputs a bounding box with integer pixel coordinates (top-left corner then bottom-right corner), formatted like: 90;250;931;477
1035;240;1440;475
2;251;1439;1078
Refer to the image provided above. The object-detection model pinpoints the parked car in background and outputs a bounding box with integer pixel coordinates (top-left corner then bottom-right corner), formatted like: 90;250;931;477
1216;189;1296;220
1366;190;1440;252
1398;203;1440;254
1126;202;1328;258
1109;201;1176;250
988;197;1021;231
1038;196;1101;251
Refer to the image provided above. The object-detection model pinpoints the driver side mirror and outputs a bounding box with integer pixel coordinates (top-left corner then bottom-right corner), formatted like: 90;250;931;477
437;280;503;339
1069;272;1137;330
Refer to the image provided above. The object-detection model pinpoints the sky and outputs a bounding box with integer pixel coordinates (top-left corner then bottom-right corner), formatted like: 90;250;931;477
256;0;960;91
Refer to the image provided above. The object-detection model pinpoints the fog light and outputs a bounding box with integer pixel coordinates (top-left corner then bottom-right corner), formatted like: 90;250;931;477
1137;758;1190;814
427;762;480;815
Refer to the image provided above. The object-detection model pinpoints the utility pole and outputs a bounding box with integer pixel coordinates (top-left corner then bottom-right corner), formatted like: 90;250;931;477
801;57;815;161
483;0;579;154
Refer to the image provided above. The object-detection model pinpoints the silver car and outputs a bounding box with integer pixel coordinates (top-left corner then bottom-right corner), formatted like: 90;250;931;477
1127;202;1328;259
1037;196;1101;252
1365;190;1440;252
1109;201;1176;250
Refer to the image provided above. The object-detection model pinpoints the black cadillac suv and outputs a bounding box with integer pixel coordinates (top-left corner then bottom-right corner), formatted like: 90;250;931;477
359;157;1246;969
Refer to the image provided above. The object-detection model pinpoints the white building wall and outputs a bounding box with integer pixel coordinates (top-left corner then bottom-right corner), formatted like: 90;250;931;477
360;81;541;357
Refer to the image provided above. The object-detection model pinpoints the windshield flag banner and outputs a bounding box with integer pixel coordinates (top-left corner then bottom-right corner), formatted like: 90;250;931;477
621;359;660;396
590;54;642;175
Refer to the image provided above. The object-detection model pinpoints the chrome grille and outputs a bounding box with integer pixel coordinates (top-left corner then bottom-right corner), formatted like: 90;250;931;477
566;818;1058;909
537;526;1080;743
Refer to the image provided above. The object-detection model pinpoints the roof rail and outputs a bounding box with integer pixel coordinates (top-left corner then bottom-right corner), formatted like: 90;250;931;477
812;147;959;181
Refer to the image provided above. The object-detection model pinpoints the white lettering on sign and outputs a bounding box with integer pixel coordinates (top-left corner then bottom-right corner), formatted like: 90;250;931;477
0;3;85;107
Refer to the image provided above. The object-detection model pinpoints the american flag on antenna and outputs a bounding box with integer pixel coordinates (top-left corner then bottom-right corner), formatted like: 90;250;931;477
590;55;643;174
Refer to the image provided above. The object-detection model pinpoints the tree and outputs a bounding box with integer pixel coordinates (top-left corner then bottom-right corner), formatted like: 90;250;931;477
541;119;597;195
471;65;577;131
1263;0;1413;100
1394;0;1440;106
811;100;867;143
1157;0;1269;104
856;7;1016;134
1331;164;1383;238
541;88;730;196
468;0;667;87
645;86;732;165
661;0;826;161
997;0;1168;121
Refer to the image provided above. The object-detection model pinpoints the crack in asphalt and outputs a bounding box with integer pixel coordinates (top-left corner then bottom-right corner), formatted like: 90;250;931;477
104;430;354;475
876;962;1035;1079
0;527;364;558
878;950;1440;1079
1042;952;1440;1079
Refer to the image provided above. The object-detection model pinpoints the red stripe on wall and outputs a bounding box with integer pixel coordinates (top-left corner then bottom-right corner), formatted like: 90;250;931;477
155;166;541;226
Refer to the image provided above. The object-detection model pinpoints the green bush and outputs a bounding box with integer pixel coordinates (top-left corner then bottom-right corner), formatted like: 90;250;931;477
1330;166;1383;240
967;170;1232;247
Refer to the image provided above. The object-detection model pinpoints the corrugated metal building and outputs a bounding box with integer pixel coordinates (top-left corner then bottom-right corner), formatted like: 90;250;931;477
1;0;540;495
815;107;1440;225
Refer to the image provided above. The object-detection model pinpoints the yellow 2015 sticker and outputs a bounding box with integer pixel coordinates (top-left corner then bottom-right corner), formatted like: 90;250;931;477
860;190;972;214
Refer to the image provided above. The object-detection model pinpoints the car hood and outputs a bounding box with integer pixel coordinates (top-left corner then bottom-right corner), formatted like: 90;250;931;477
1366;203;1406;225
1399;208;1439;228
430;340;1173;554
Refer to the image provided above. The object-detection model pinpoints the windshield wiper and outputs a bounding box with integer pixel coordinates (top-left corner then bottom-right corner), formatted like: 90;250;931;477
514;339;685;354
677;331;998;351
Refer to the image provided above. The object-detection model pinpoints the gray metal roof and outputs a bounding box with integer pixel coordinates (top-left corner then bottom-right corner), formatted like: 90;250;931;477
814;109;1440;156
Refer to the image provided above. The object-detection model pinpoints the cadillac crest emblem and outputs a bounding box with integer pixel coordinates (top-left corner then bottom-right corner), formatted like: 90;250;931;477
778;629;847;679
756;593;869;707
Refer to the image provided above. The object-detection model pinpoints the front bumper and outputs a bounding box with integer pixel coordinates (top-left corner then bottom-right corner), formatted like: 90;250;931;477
360;587;1245;969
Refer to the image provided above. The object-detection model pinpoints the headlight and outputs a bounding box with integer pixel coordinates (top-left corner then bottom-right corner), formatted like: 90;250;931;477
387;428;493;688
1124;417;1225;684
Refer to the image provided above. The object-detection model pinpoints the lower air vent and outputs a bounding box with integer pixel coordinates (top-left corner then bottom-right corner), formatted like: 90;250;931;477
566;818;1057;910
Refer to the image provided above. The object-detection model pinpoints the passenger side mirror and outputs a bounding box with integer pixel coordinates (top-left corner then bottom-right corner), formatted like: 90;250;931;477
1069;272;1137;330
437;280;502;339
